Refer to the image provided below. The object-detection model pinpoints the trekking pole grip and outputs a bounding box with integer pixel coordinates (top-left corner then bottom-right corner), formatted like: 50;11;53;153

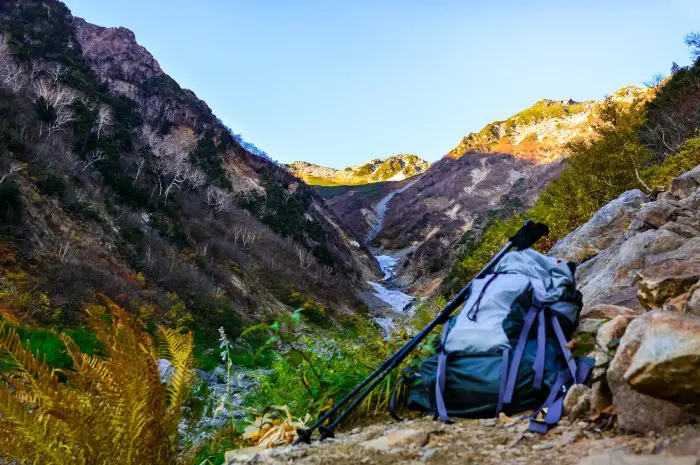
509;220;549;251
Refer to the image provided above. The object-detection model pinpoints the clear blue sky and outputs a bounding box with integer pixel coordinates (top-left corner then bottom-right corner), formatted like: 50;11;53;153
64;0;699;168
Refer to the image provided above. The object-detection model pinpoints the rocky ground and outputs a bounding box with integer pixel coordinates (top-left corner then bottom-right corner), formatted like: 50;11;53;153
225;416;700;464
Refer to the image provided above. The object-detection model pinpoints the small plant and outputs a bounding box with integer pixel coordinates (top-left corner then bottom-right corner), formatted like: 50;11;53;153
0;296;194;465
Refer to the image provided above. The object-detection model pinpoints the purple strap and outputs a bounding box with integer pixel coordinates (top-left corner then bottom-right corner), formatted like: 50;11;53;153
528;370;570;434
435;322;452;422
496;348;509;416
503;307;538;404
551;314;577;381
533;310;546;389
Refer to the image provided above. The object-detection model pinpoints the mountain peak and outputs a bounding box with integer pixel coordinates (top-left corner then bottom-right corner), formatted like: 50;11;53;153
447;86;651;162
287;154;430;186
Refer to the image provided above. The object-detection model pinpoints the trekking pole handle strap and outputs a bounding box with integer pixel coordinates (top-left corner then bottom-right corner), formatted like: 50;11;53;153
509;221;549;251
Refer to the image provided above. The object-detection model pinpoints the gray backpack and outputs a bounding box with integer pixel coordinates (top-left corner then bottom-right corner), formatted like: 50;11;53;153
406;249;592;433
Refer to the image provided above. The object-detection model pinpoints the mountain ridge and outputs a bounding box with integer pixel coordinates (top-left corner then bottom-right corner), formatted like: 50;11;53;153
287;154;430;186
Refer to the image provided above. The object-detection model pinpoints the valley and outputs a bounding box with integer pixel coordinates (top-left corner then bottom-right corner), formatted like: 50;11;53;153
1;1;700;464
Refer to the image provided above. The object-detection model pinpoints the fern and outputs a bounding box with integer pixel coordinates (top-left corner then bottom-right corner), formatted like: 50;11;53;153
0;296;194;465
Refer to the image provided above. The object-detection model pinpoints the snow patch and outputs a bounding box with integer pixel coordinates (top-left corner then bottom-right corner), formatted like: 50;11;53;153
387;171;407;182
367;281;415;314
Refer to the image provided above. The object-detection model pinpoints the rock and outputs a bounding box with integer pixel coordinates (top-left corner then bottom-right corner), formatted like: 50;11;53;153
590;315;635;412
661;221;700;239
563;384;591;419
637;260;700;309
579;304;642;335
581;304;643;320
670;165;700;199
549;189;646;263
224;446;265;464
608;314;691;432
628;199;683;232
685;280;700;315
157;358;173;383
624;312;700;408
578;452;698;465
359;428;430;451
576;229;685;311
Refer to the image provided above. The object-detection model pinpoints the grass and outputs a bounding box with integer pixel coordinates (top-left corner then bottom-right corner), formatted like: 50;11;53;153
314;181;389;199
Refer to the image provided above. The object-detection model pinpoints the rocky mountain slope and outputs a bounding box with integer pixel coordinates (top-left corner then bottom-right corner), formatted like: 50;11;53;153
288;154;430;186
323;86;651;296
0;0;379;342
447;87;649;162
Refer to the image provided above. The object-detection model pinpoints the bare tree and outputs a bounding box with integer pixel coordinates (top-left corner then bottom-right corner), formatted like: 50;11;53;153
134;157;147;183
81;149;106;172
33;79;76;139
206;186;234;213
0;162;24;184
0;42;27;92
93;104;113;138
295;244;314;269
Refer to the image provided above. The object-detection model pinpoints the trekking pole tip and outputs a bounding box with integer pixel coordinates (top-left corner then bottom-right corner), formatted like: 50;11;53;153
319;426;335;441
294;428;312;445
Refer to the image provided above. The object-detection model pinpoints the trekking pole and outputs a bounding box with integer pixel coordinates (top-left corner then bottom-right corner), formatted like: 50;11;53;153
295;220;548;444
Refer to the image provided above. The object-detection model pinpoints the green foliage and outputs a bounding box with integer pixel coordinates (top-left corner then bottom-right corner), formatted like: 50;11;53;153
278;286;330;325
643;135;700;188
239;310;433;422
4;325;101;370
190;130;231;189
442;216;524;296
529;99;651;241
238;171;333;266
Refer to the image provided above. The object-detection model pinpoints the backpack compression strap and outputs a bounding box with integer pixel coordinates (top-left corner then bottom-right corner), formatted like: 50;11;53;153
435;321;453;423
528;358;594;434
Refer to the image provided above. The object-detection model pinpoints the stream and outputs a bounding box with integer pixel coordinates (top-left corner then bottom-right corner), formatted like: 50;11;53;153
364;181;419;335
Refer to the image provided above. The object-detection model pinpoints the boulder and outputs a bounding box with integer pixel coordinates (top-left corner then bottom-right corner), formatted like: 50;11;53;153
549;189;646;263
661;221;700;239
590;315;635;412
624;312;700;409
628;199;683;233
608;314;691;432
580;304;643;320
563;384;591;419
686;280;700;315
637;260;700;309
576;229;685;311
578;304;643;336
669;164;700;199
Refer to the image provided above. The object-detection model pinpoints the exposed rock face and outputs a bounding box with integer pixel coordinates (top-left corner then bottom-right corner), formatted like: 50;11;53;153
669;165;700;199
607;314;691;432
379;154;562;294
73;17;163;84
549;190;647;263
624;312;700;410
557;172;700;313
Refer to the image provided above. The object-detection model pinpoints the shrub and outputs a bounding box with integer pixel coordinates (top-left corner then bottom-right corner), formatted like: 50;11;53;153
643;135;700;189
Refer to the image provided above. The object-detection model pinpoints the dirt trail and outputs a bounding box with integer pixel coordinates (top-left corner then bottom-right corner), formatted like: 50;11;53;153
225;416;700;464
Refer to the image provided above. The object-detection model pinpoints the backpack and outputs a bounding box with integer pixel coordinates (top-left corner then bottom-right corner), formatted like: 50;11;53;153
404;248;593;433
